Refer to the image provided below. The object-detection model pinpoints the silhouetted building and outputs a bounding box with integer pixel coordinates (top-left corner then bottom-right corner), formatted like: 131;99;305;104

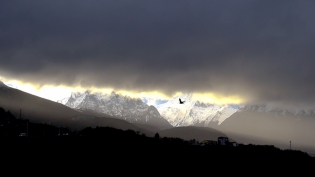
188;139;200;146
210;140;218;145
230;142;238;147
202;140;218;146
218;137;229;145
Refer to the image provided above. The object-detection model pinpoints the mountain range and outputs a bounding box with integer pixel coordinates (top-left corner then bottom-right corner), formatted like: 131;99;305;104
59;91;240;128
1;81;315;155
141;93;241;126
63;91;172;130
0;81;227;141
0;81;157;136
57;89;315;155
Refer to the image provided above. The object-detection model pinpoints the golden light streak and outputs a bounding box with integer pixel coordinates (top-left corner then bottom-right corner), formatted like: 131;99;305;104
0;76;244;104
192;93;243;105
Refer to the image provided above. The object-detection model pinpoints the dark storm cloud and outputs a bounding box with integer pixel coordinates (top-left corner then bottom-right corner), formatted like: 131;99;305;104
1;0;315;108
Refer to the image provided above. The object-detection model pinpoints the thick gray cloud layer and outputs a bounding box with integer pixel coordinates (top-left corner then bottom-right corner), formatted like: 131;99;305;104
1;0;315;108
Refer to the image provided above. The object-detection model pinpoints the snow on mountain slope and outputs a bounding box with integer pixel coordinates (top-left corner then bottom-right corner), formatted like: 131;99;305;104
141;93;241;127
56;90;315;130
58;90;241;128
65;91;90;108
59;91;173;130
57;97;70;104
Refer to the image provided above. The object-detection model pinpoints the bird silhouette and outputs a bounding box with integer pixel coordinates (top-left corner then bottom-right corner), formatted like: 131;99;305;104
179;98;185;104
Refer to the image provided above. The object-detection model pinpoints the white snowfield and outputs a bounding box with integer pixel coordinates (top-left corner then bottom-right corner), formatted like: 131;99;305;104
57;90;315;127
58;90;240;127
142;93;240;126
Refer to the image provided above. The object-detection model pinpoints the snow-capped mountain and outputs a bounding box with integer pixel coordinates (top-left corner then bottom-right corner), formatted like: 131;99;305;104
58;91;173;130
58;91;241;128
141;93;241;127
57;97;70;105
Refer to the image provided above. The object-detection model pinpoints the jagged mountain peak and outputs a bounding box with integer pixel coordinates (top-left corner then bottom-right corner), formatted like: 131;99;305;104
59;90;173;130
68;90;144;104
110;91;117;97
141;93;240;127
60;90;246;128
148;105;161;116
60;90;243;127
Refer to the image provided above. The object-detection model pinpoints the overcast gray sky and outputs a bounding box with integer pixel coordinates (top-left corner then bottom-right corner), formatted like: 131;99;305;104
1;0;315;108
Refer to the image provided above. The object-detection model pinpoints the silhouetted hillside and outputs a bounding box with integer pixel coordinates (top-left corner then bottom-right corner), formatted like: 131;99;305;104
157;126;231;142
1;126;314;174
0;84;82;126
133;122;162;132
0;83;158;136
0;95;314;174
70;116;156;137
0;104;157;138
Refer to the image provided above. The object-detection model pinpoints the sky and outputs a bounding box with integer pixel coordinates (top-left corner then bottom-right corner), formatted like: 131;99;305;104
1;0;315;109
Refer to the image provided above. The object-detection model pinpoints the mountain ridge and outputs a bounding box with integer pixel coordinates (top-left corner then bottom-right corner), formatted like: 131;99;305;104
0;82;159;136
59;91;241;128
61;90;173;130
2;81;315;155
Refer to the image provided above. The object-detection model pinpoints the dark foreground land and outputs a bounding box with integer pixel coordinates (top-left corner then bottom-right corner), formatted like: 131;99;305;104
1;126;314;175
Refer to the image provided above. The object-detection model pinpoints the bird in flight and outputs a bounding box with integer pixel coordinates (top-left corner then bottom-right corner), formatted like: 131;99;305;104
179;98;185;104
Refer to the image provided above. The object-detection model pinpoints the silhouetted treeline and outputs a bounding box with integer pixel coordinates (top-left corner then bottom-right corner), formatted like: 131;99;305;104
0;107;72;138
0;107;314;173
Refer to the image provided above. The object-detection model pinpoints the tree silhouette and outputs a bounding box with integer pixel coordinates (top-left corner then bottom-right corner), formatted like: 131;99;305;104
154;133;160;139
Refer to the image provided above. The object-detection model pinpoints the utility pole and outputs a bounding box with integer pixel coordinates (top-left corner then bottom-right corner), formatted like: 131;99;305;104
42;127;45;137
290;141;291;150
20;109;21;119
26;121;28;137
